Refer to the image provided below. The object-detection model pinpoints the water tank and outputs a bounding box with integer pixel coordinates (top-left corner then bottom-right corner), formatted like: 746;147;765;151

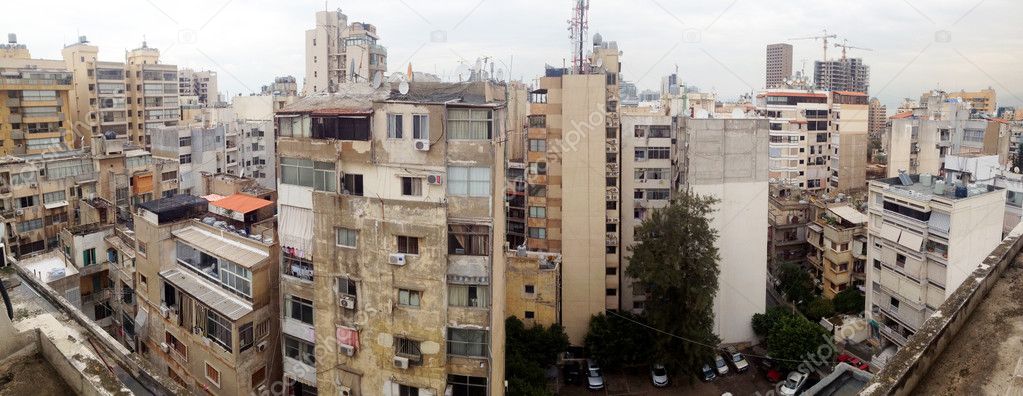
933;180;945;195
920;173;932;186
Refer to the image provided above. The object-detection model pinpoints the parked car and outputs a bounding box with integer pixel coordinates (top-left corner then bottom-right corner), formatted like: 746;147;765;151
701;364;717;382
714;354;730;375
765;368;784;383
650;364;669;387
837;353;870;371
779;371;809;396
586;359;605;390
725;350;750;372
563;361;583;385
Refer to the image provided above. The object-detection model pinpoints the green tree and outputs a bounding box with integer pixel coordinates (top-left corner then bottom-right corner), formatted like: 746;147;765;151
833;288;866;314
626;192;721;375
506;316;569;395
777;262;814;305
804;297;835;322
766;314;830;371
584;312;653;370
752;307;790;337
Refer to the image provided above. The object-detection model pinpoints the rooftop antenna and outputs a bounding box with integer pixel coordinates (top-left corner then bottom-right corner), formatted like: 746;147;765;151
371;71;383;89
568;0;590;74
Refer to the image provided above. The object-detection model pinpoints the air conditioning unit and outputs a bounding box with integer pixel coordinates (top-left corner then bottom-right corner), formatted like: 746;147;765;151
339;344;355;356
338;385;353;396
193;326;202;335
256;341;267;352
388;253;406;266
393;356;410;369
14;209;23;216
427;174;443;185
159;342;169;353
414;139;430;151
256;385;267;395
338;295;355;309
159;305;170;318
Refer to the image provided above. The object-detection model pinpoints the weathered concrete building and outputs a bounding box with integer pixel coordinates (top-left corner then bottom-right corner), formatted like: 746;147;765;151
807;201;868;298
276;81;509;395
303;9;387;94
125;42;180;149
0;41;75;155
61;38;130;142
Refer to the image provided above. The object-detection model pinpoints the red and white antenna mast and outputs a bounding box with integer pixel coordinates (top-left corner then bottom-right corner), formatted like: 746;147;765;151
568;0;589;74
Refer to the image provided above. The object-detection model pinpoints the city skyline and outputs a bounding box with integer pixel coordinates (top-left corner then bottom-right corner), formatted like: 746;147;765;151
4;0;1020;110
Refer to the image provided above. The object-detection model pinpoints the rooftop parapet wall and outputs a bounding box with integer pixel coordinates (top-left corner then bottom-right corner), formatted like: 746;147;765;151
860;222;1023;396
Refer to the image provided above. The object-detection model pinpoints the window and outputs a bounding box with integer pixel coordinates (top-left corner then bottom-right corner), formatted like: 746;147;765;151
165;332;187;358
179;137;191;147
336;227;358;248
399;385;420;396
528;114;546;128
449;285;488;308
395;337;422;361
280;158;314;187
447;328;488;357
528;139;547;152
16;195;36;209
448;375;487;396
337;277;357;296
398;289;421;307
43;190;65;204
219;261;252;297
528;227;546;239
412;114;429;139
528;185;546;197
447;108;493;139
179;154;191;164
528;206;546;218
873;259;882;270
401;177;423;196
204;362;221;388
286;295;314;325
342;173;364;196
16;219;43;233
448;224;490;255
397;236;419;254
83;248;97;266
251;366;266;388
524;285;535;294
890;297;900;311
528;162;547;175
448;167;491;197
206;311;232;350
239;322;254;351
606;267;617;275
896;254;906;267
388;113;404;138
606;288;618;296
313;161;336;191
964;128;984;143
284;335;316;365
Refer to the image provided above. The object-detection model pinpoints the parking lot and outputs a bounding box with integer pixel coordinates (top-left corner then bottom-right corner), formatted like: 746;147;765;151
559;364;782;395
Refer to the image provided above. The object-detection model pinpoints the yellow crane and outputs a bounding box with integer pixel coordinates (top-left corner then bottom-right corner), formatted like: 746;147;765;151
789;28;837;61
834;39;873;60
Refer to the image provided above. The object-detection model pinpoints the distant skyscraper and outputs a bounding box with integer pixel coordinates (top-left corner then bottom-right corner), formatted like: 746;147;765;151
765;43;793;88
814;57;870;94
868;97;887;138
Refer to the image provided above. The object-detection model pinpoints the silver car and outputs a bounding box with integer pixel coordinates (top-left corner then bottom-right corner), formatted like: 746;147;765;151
651;364;669;387
587;359;605;390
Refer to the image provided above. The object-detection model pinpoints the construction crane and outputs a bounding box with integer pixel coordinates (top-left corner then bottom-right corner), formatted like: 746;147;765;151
789;29;837;61
834;39;872;59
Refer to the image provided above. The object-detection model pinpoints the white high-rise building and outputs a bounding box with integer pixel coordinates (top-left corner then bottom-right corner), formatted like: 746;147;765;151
303;9;387;94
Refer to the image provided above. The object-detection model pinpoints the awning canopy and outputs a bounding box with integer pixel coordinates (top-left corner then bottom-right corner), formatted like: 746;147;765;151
279;205;313;259
43;200;68;210
829;206;867;225
172;225;269;267
160;268;252;321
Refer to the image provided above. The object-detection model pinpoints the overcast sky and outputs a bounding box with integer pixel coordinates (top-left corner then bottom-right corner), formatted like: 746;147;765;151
6;0;1021;110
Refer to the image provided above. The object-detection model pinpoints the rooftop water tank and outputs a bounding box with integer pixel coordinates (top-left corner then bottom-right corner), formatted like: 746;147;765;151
934;180;945;195
920;174;932;187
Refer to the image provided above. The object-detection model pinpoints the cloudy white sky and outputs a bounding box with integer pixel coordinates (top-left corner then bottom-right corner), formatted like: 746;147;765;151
6;0;1021;110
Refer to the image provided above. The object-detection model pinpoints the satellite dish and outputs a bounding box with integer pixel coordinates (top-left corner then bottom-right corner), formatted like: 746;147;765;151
371;71;383;89
495;69;504;81
594;57;604;68
398;80;410;95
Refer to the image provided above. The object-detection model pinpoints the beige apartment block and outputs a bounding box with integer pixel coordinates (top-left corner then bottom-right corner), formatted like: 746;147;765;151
947;87;996;115
125;43;180;149
133;194;280;395
178;68;219;106
0;44;75;155
275;81;509;396
304;9;387;94
61;38;130;142
807;201;868;298
868;97;887;139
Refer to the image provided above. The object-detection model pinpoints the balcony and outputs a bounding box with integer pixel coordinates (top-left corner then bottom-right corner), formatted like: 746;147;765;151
879;323;909;346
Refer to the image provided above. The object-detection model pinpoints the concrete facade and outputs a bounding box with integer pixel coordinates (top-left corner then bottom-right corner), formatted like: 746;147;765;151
765;43;793;89
303;9;387;94
125;43;180;149
0;46;75;155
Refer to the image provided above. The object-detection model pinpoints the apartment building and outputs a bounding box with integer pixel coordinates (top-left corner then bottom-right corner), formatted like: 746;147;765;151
886;90;1004;178
304;9;388;94
222;95;281;189
814;58;870;94
0;42;75;155
807;201;868;298
178;68;219;106
261;76;299;96
125;42;180;149
868;97;887;139
133;194;280;395
150;124;226;195
767;185;813;275
947;87;996;115
672;117;769;344
276;81;510;396
61;38;130;142
0;150;96;259
58;222;119;332
830;91;869;192
766;43;793;88
865;174;1004;349
506;38;622;344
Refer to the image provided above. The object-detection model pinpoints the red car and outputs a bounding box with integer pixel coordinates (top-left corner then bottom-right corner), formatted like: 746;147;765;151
766;368;784;383
837;353;869;371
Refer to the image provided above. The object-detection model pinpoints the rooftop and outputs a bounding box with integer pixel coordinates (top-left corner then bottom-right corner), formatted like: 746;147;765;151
16;251;76;283
805;363;873;395
209;193;273;214
873;174;1003;202
138;194;208;223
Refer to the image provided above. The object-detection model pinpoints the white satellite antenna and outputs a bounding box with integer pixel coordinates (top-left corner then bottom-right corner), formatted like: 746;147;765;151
398;80;410;95
388;72;405;83
371;71;383;89
593;56;604;68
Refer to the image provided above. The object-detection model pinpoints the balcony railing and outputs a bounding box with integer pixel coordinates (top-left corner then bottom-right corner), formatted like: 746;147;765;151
879;323;909;346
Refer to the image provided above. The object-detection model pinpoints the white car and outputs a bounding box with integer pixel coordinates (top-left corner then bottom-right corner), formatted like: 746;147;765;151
729;351;750;372
714;354;730;375
779;371;809;396
650;364;669;387
586;359;605;390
